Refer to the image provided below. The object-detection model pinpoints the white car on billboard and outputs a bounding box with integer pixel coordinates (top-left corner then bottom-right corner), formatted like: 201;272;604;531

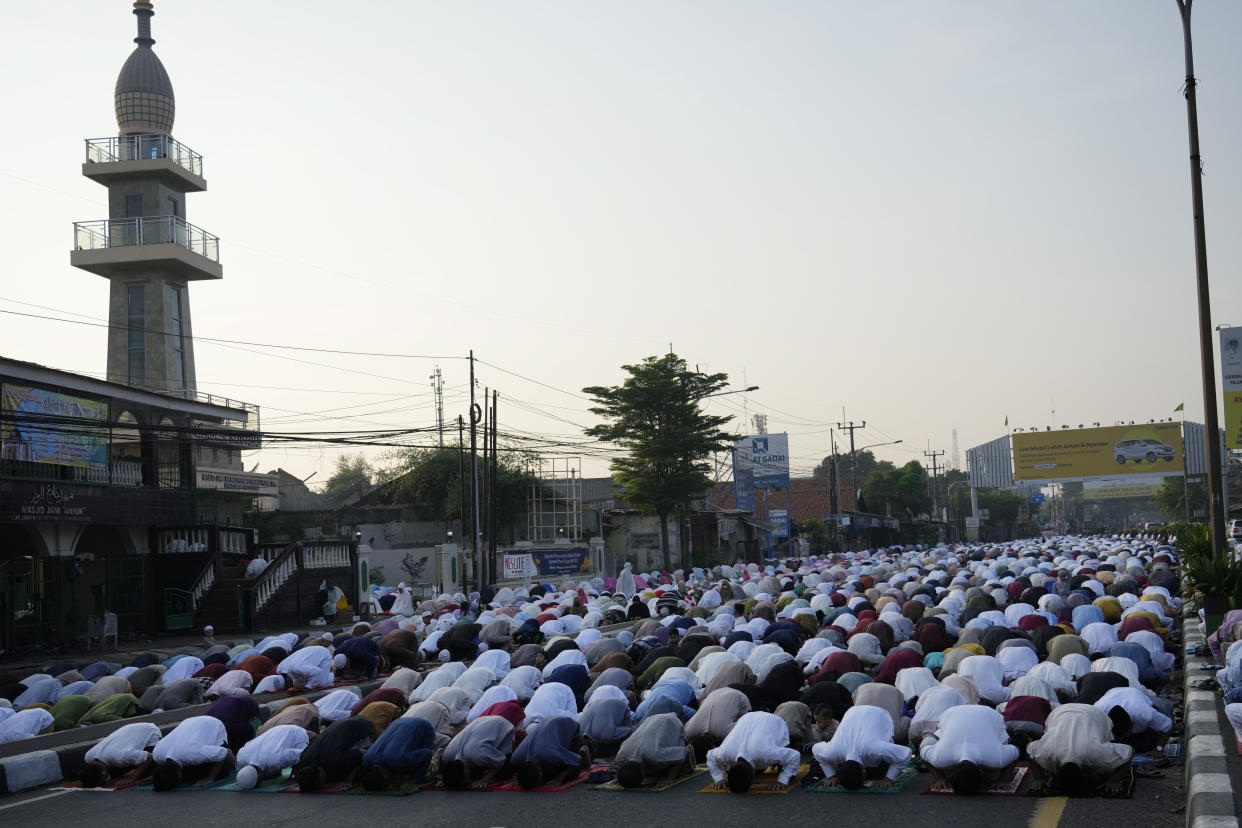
1113;438;1176;464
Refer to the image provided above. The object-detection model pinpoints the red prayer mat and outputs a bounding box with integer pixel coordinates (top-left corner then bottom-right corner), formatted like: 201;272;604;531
492;770;591;792
54;767;148;791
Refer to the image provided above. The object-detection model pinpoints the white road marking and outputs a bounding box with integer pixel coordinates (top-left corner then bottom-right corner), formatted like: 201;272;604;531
0;789;73;810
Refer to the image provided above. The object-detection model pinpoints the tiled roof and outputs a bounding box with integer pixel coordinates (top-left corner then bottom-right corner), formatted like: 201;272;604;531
705;476;855;522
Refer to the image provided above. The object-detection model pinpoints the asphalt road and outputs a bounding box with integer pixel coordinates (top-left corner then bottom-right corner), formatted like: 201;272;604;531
0;762;1185;828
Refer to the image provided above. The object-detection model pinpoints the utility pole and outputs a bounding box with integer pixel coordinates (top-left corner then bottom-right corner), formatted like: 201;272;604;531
828;429;841;552
836;420;864;509
1177;0;1228;556
489;390;499;584
457;415;466;543
469;351;482;595
481;385;490;585
430;365;444;447
924;449;945;519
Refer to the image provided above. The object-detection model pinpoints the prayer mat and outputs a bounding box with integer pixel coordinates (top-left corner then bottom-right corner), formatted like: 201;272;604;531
698;763;810;794
340;780;424;796
804;763;919;794
133;777;230;792
216;769;293;793
277;781;354;794
420;779;499;792
594;764;708;792
493;770;591;792
1025;766;1134;799
53;767;148;792
923;764;1029;796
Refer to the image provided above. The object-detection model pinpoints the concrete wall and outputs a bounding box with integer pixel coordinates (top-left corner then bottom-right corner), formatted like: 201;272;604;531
604;514;679;573
355;520;453;551
365;545;440;590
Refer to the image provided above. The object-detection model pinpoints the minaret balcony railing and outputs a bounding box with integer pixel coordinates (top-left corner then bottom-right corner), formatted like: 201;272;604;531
74;217;219;263
85;134;202;177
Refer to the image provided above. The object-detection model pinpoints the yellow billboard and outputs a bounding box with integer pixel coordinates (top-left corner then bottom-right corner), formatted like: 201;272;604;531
1222;326;1242;449
1012;422;1184;482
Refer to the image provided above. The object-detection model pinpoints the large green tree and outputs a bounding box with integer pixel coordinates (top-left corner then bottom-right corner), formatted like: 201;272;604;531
861;461;931;519
381;446;535;540
1153;476;1206;522
584;353;734;571
324;453;374;501
812;449;893;486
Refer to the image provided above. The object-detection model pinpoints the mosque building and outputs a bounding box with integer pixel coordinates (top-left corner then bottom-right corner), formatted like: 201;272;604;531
0;3;357;648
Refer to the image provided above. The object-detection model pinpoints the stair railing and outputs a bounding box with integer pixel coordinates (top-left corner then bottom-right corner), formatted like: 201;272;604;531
250;541;301;617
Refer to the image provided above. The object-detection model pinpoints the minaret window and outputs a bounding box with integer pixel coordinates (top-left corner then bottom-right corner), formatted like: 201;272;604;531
166;285;187;391
127;284;145;387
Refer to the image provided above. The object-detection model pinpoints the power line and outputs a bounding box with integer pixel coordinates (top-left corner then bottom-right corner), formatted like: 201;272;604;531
0;306;462;360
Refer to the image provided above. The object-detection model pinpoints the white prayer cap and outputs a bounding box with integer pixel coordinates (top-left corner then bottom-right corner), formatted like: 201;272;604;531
332;653;347;669
236;766;259;789
204;625;214;632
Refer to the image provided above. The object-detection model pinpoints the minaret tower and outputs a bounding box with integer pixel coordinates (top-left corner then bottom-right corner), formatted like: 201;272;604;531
71;0;220;396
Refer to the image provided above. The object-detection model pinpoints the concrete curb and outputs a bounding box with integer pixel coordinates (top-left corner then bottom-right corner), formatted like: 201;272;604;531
1183;617;1239;828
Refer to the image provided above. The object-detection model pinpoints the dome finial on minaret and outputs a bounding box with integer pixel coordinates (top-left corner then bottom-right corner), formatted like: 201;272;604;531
114;0;175;135
133;1;155;47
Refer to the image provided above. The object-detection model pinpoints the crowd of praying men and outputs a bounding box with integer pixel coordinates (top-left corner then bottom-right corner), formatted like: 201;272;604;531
0;534;1185;797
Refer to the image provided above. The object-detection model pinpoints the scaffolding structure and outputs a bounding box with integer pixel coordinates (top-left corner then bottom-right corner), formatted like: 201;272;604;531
528;457;584;542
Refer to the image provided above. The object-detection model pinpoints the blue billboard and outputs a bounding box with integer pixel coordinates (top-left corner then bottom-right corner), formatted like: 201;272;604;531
529;546;592;576
732;451;756;512
735;433;790;489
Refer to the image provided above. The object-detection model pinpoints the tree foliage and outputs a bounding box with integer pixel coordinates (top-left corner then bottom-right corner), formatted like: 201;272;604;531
1153;476;1206;522
812;449;896;487
324;453;374;501
861;461;930;519
583;353;734;570
381;446;535;539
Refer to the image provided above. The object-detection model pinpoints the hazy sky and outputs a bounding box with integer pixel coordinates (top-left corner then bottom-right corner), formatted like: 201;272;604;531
3;1;1241;487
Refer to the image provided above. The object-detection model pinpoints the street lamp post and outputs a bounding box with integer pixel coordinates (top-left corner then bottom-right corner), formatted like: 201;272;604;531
845;439;902;550
852;440;904;501
702;385;760;400
1176;0;1227;556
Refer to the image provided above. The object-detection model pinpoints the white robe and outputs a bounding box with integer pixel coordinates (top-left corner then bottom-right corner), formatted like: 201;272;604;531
84;722;161;767
921;705;1018;770
277;647;334;690
500;665;543;702
411;662;467;703
707;711;801;785
812;704;912;781
522;682;578;728
957;655;1009;704
236;724;310;772
152;716;228;765
617;564;636;599
206;670;253;699
1027;703;1132;775
314;687;363;722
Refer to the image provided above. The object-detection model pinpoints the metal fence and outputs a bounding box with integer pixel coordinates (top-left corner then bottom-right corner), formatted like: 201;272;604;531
85;134;203;177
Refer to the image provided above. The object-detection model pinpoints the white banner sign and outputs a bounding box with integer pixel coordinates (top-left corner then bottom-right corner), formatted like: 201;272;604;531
503;553;536;579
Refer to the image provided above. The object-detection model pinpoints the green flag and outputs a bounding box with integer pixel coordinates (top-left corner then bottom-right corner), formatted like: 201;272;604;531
1004;414;1008;427
1174;402;1184;413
